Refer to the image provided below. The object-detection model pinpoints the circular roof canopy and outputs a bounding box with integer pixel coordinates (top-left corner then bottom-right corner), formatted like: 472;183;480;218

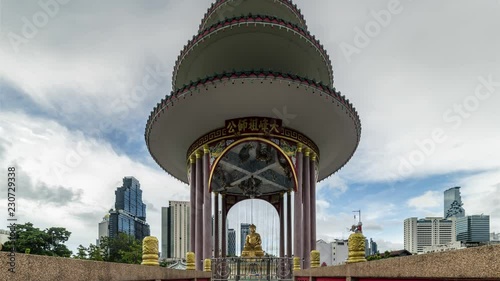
199;0;306;31
146;73;360;184
173;15;333;90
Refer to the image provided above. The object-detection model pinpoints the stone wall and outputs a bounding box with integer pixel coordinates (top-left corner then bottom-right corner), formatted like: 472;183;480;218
294;244;500;280
1;245;499;281
0;253;211;281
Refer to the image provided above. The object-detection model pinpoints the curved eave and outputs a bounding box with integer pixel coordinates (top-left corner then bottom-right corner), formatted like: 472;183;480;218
172;15;334;91
199;0;307;32
145;71;361;184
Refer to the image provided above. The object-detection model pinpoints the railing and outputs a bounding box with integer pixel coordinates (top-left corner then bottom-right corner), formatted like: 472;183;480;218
212;257;293;281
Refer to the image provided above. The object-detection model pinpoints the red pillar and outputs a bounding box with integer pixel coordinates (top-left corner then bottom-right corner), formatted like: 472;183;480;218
310;154;317;251
203;147;212;260
195;151;203;270
302;149;311;268
189;156;196;253
293;144;303;260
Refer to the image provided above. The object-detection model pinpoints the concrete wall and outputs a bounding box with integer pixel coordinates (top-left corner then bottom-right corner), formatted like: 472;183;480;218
2;245;499;281
295;244;500;280
0;253;210;281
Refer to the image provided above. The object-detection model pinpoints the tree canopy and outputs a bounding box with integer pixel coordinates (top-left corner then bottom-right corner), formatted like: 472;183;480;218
73;233;142;264
1;222;72;257
2;222;143;264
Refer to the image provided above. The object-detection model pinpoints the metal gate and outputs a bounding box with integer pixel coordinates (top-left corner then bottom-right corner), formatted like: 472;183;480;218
212;257;293;281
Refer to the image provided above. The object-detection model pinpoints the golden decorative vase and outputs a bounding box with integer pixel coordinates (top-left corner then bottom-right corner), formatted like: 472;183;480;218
141;236;159;266
346;232;367;263
186;252;195;270
310;250;320;268
204;258;212;272
293;257;301;271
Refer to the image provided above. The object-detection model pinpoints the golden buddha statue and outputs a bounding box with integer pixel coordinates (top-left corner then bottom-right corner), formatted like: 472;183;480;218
241;224;264;257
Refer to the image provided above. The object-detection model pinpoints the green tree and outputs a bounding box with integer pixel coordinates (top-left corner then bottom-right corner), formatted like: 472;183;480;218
73;244;88;259
118;238;142;264
87;243;104;261
89;233;142;264
2;222;72;257
366;253;381;261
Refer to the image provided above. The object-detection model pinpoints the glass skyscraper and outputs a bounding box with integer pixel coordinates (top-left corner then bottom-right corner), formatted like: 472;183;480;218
109;177;150;241
456;215;490;243
228;228;236;256
444;187;465;219
240;223;250;255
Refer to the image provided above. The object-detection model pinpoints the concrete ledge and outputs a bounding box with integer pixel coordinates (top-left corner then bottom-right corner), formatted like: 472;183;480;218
0;253;211;281
294;245;500;280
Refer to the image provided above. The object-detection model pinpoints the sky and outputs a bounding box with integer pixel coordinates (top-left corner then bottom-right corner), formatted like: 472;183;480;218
0;0;499;255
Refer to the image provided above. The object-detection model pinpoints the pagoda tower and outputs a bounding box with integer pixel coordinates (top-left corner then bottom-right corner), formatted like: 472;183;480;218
145;0;361;270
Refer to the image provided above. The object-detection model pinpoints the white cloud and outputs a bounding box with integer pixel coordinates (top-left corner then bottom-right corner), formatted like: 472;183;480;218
407;191;442;211
0;112;188;251
459;170;500;232
318;174;349;196
1;0;500;254
375;240;404;252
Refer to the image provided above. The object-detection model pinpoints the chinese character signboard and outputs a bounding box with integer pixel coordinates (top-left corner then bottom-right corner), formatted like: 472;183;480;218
225;117;282;135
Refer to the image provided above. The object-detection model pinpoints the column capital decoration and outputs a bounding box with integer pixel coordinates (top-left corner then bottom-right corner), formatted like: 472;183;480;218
311;152;317;161
189;155;196;164
203;145;210;154
304;148;310;157
297;143;303;153
195;150;202;159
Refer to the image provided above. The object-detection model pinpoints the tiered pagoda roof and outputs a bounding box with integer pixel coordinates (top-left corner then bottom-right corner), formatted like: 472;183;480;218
145;0;361;183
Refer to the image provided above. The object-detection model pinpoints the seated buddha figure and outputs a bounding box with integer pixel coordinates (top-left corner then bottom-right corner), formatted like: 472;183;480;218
241;224;264;257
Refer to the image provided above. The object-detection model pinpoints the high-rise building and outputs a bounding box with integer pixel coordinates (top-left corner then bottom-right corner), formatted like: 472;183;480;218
404;217;456;254
456;215;490;243
317;239;332;265
404;217;418;253
369;238;378;255
331;239;348;265
240;223;251;254
444;187;465;219
97;214;110;246
161;201;190;259
228;228;236;256
364;238;378;257
364;238;369;257
109;177;150;241
316;239;348;266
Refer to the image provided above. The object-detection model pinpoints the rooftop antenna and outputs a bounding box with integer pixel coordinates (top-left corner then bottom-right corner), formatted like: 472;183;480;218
353;210;361;224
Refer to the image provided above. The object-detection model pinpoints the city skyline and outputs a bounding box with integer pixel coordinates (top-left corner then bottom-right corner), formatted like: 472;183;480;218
1;0;499;254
